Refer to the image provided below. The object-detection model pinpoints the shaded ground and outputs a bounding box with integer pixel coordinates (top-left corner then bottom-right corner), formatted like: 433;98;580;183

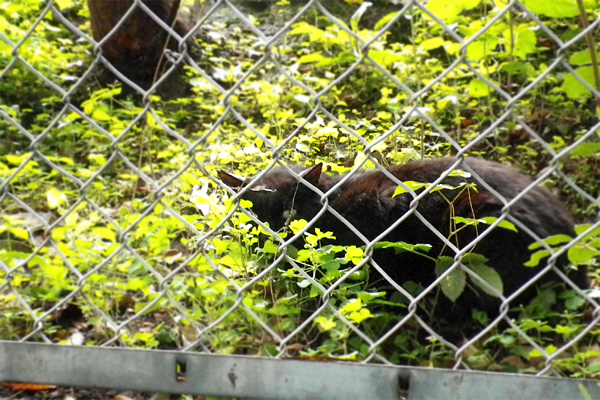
0;387;206;400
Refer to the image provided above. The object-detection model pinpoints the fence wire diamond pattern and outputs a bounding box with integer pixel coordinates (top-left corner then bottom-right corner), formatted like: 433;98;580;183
1;0;600;380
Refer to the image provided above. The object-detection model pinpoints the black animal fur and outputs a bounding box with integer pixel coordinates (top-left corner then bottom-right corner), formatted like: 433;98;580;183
219;157;589;327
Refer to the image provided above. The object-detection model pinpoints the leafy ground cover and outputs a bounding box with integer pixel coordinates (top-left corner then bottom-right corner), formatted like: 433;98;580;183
1;0;600;386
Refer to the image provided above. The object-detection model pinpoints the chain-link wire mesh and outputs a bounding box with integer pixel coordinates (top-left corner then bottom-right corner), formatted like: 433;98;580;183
1;0;600;385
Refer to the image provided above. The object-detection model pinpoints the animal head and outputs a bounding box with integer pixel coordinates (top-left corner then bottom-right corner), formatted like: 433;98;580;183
218;164;323;232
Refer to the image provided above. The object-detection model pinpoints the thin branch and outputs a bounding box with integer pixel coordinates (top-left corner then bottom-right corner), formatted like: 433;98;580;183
577;0;600;109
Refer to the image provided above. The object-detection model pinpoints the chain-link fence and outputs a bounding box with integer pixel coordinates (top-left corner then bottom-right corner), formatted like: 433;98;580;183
2;0;600;397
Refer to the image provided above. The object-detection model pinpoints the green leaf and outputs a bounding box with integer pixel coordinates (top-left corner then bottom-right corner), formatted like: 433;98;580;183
448;169;471;178
568;243;599;265
522;0;579;18
314;316;336;331
288;23;319;36
59;157;75;166
5;154;29;166
51;226;68;241
374;12;398;31
586;362;600;374
313;57;336;67
426;0;481;20
469;79;491;98
570;49;593;66
371;241;432;254
562;66;595;100
571;142;600;157
467;36;499;61
469;263;504;297
315;228;335;240
435;257;466;302
212;238;230;254
420;37;445;51
322;259;342;271
46;187;67;209
345;246;365;265
0;251;32;265
351;2;372;32
575;223;600;237
240;199;253;209
392;181;429;196
357;291;387;302
453;216;481;227
92;227;116;242
528;234;573;250
348;308;374;324
525;249;550;267
520;319;551;332
438;95;458;110
479;217;518;232
453;216;516;232
342;298;362;313
501;61;534;76
298;52;324;64
369;50;404;67
28;255;47;268
310;285;320;298
54;0;74;10
263;240;279;254
502;27;536;60
462;253;489;266
316;51;356;67
9;227;29;241
0;35;11;56
92;109;111;121
529;344;558;358
514;31;536;58
565;295;585;310
269;303;300;316
289;219;308;234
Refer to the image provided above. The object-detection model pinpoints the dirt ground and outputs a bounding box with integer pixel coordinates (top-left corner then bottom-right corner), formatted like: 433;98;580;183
0;387;206;400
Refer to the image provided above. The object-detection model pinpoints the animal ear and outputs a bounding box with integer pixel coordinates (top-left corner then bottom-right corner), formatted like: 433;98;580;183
218;170;245;189
300;163;322;187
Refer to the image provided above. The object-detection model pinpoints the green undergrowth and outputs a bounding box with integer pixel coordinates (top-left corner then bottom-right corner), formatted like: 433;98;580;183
1;0;600;379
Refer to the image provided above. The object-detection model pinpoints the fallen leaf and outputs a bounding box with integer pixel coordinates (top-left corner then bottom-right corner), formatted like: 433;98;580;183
0;382;56;391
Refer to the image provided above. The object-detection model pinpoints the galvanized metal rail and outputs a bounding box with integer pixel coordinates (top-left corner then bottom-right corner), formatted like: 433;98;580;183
1;341;598;400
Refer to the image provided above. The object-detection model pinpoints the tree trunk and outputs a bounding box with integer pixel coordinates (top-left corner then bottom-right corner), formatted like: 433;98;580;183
88;0;190;90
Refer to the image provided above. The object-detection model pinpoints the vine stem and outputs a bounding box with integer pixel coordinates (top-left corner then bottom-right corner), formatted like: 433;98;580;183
577;0;600;109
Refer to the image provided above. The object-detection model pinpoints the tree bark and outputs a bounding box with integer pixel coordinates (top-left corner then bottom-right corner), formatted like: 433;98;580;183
88;0;190;90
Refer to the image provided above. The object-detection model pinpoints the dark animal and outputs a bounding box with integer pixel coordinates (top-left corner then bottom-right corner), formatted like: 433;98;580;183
218;157;588;329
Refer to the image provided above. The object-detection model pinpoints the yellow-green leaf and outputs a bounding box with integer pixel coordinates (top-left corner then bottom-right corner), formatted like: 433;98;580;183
420;37;445;51
393;181;429;197
426;0;481;20
9;227;29;241
298;52;324;64
54;0;74;10
342;298;362;313
314;316;337;331
289;219;308;235
522;0;579;18
562;66;595;100
435;257;466;302
92;227;116;242
570;49;593;66
571;142;600;157
46;187;67;209
469;79;491;98
348;308;373;324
